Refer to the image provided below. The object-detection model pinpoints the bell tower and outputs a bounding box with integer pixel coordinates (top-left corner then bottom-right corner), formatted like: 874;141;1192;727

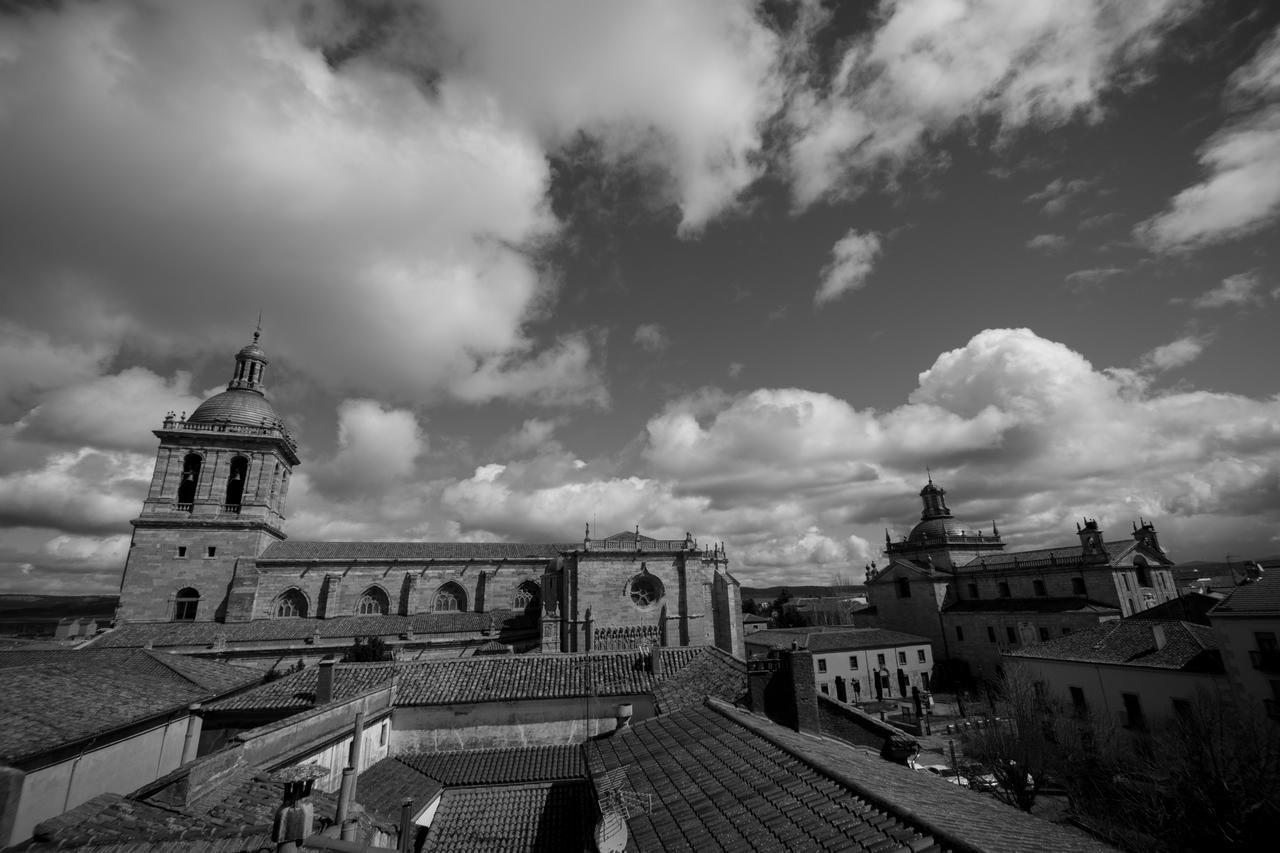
116;331;301;623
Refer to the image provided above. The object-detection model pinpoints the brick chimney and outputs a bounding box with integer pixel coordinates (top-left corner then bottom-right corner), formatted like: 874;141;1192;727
1152;624;1167;650
315;657;335;705
783;646;820;735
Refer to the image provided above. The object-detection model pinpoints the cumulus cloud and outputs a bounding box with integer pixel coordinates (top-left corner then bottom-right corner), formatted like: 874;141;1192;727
788;0;1198;206
1026;178;1098;216
1138;334;1208;373
633;323;670;352
0;448;152;535
815;230;881;304
1135;23;1280;251
315;399;426;495
1186;271;1267;309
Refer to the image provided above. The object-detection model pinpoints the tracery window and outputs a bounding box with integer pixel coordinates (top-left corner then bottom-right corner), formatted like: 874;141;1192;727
357;586;389;616
513;581;541;614
627;570;663;609
273;588;308;618
174;587;199;621
434;582;467;613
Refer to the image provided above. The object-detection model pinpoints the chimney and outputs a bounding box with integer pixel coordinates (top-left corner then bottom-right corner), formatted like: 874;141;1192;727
398;798;415;853
649;646;664;680
615;703;634;732
747;657;773;713
181;703;203;764
1152;624;1167;650
783;646;820;735
316;657;335;705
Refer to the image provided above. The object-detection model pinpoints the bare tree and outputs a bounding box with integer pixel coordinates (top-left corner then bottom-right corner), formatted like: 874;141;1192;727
960;664;1053;811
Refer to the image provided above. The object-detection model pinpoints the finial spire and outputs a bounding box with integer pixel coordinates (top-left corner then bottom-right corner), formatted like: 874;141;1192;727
926;465;932;485
255;312;262;342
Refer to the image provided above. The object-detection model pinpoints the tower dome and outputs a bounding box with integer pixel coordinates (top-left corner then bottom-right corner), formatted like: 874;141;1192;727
187;329;285;428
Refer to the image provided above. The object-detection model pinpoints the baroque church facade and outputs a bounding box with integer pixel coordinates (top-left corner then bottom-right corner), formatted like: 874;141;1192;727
112;334;745;663
865;480;1178;676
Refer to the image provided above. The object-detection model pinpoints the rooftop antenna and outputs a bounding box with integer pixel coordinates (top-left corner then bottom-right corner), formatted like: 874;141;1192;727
926;466;932;484
255;311;263;341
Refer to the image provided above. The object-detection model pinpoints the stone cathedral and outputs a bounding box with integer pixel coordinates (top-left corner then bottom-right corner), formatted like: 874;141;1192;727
112;333;745;663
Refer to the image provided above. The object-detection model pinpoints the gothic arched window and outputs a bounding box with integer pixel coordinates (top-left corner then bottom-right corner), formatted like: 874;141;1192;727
225;456;248;508
513;581;541;614
434;582;467;613
174;587;199;621
357;586;390;616
178;453;202;507
273;588;308;618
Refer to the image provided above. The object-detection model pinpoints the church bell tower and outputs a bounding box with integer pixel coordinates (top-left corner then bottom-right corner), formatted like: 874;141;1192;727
116;331;301;623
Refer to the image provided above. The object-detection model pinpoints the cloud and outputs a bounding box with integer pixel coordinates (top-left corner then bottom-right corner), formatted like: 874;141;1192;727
728;362;745;379
449;333;609;408
1135;23;1280;251
1185;271;1267;309
1026;233;1070;253
1026;178;1097;216
0;0;609;407
633;323;670;352
1137;334;1208;373
17;367;203;452
787;0;1198;206
0;448;152;535
1065;267;1126;288
310;399;426;496
815;230;882;304
496;419;561;457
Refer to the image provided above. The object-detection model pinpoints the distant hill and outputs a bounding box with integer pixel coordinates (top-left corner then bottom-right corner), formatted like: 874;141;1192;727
742;585;865;601
0;594;118;620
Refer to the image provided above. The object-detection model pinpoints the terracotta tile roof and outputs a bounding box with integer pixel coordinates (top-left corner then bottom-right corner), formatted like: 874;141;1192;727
1124;592;1220;625
258;540;572;562
944;597;1120;614
207;647;734;713
701;700;1111;853
587;701;943;852
91;610;527;649
422;781;596;853
21;831;276;853
960;539;1140;570
206;662;396;712
355;757;443;823
1212;572;1280;614
401;745;586;787
652;646;747;712
745;627;932;652
0;652;258;765
1006;619;1223;671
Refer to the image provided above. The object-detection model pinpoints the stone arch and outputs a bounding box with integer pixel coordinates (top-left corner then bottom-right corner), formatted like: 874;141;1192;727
224;455;249;507
177;453;203;506
272;588;309;618
174;587;200;621
356;585;390;616
433;581;467;613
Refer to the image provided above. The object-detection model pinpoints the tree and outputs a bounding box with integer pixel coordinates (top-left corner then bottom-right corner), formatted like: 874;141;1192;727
343;635;392;662
742;598;761;616
959;665;1053;811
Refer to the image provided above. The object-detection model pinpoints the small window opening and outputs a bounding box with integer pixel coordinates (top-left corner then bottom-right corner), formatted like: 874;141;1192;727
896;577;911;598
225;456;248;507
998;582;1011;598
966;582;979;599
206;546;216;558
176;546;187;558
1033;579;1047;597
174;587;199;621
178;453;202;506
1071;577;1086;595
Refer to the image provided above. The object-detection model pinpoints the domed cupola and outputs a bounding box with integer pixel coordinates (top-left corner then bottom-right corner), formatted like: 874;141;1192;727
918;475;951;520
187;329;285;429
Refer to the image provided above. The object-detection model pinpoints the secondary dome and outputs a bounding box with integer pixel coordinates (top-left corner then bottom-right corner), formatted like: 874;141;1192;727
187;388;282;427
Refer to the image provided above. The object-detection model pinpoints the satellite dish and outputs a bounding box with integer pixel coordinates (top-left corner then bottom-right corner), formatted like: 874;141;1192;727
594;811;629;853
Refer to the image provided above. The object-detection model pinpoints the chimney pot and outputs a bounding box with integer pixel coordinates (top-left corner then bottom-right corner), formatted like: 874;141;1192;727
1153;624;1167;650
615;703;634;731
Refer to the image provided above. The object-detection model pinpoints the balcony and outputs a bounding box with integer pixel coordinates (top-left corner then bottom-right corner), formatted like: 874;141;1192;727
222;504;242;514
1249;649;1280;672
175;503;193;513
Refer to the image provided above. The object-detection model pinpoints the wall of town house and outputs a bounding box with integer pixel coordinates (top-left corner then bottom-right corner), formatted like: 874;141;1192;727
943;610;1119;674
865;572;950;653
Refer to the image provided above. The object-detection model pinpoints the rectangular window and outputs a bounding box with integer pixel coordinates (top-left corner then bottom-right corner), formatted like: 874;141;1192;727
820;683;830;695
379;721;389;747
917;649;927;663
1256;632;1279;652
897;651;907;665
967;583;979;599
877;653;885;667
1069;686;1087;717
1071;577;1086;595
956;625;965;641
206;546;216;558
896;577;912;598
1038;627;1050;642
1122;693;1145;730
998;582;1011;598
987;626;997;643
849;656;859;670
1122;574;1131;591
1006;626;1017;644
817;658;827;673
1033;579;1047;597
176;546;187;558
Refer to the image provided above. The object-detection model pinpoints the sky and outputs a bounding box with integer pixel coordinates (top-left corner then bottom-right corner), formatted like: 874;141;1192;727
2;0;1279;595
